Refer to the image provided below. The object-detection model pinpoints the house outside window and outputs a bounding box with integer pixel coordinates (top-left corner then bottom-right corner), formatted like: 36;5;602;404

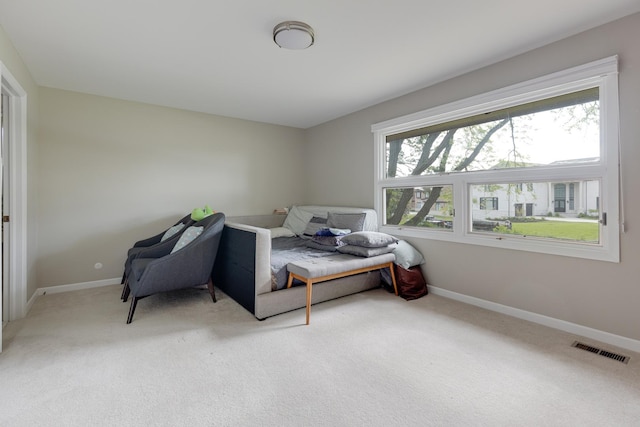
372;57;620;262
479;197;498;210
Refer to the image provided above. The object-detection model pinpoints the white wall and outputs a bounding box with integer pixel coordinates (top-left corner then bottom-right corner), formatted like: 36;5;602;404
37;88;306;287
305;13;640;341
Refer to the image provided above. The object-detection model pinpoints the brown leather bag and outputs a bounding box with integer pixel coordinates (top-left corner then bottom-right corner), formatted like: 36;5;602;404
394;264;428;300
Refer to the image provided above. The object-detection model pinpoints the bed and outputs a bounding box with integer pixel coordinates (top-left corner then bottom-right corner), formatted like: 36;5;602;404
212;206;392;319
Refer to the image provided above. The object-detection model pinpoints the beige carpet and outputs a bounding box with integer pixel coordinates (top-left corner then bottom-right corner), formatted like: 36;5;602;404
1;284;639;426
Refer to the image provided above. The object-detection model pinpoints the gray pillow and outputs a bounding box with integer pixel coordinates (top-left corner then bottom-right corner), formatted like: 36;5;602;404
306;240;339;252
270;226;296;238
337;244;396;257
327;212;366;232
312;235;344;247
282;206;314;235
341;231;398;248
302;216;328;238
393;240;425;269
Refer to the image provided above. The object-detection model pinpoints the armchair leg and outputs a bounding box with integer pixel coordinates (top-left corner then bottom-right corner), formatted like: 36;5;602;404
121;280;130;302
207;278;217;303
121;272;126;284
126;297;139;324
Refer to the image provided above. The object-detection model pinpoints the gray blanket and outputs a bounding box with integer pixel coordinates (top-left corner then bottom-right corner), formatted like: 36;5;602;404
271;237;336;290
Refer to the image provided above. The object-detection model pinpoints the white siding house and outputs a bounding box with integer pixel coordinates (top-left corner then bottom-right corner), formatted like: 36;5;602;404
471;180;599;220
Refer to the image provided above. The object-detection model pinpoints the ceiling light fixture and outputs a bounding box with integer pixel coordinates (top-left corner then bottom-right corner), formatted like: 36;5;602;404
273;21;315;50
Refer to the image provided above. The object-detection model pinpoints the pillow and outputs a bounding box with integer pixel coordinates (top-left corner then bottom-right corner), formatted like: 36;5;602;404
340;231;398;248
302;216;328;238
311;235;345;247
160;223;185;242
337;244;396;257
306;240;339;252
327;212;366;232
393;240;425;269
270;227;296;239
170;226;203;253
282;206;314;236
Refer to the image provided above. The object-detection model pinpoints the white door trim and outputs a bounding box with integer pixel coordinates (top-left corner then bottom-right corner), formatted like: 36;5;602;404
1;61;28;321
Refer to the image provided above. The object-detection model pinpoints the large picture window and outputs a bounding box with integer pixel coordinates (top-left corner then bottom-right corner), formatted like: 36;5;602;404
372;57;620;262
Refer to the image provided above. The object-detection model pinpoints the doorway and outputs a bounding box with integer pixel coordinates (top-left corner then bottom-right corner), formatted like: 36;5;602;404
1;91;7;329
514;203;523;217
1;62;29;353
554;184;566;213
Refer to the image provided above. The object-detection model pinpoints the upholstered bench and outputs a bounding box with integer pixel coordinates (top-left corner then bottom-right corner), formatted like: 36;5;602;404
287;253;397;325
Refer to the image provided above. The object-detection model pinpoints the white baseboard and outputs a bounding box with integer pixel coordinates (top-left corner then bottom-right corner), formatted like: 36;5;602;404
27;278;121;313
24;279;639;353
428;285;640;354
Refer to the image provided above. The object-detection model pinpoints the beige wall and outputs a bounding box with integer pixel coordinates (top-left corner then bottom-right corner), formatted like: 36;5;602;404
305;13;640;341
37;88;305;286
0;25;40;303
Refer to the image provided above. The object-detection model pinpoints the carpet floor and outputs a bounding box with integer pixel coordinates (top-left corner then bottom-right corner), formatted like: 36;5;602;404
1;284;639;426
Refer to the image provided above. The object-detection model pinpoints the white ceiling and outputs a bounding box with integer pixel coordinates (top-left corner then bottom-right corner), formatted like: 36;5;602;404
1;1;639;129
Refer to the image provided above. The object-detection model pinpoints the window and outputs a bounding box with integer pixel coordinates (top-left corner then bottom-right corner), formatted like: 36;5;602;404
479;197;498;210
372;57;620;262
385;185;454;230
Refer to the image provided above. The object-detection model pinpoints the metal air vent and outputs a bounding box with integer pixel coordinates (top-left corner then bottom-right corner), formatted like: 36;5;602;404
572;341;629;364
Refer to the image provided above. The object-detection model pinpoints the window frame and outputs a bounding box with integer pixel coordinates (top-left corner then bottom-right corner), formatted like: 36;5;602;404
372;56;620;262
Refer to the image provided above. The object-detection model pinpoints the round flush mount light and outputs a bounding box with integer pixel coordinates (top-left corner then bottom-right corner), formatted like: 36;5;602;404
273;21;315;49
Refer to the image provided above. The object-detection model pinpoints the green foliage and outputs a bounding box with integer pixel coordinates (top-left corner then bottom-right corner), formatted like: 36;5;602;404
493;225;515;234
578;212;599;220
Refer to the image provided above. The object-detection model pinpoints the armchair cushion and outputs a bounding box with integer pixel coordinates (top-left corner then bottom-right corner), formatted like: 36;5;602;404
171;226;203;253
161;223;186;242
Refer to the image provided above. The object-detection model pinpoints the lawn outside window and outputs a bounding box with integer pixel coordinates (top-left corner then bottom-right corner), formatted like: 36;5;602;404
372;56;620;262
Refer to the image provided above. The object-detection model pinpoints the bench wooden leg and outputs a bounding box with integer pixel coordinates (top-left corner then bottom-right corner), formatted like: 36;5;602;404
306;279;312;325
288;263;395;325
388;262;398;296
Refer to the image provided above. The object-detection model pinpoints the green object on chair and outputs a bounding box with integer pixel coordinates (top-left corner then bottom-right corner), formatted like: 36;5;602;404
191;205;215;221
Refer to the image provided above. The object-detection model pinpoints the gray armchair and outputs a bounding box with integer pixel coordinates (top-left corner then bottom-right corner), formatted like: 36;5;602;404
122;212;225;323
121;213;194;282
120;213;194;300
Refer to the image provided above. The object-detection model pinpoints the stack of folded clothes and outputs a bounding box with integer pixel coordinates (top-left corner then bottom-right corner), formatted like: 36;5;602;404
306;227;351;252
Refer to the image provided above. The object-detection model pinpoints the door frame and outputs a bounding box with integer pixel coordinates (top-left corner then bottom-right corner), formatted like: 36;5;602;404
1;61;28;324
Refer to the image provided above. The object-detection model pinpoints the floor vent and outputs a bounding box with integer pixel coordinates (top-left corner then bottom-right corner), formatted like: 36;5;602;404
572;341;630;364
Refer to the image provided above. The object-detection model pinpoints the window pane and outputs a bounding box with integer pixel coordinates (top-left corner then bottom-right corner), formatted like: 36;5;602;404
470;180;600;243
385;185;453;230
386;89;599;178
